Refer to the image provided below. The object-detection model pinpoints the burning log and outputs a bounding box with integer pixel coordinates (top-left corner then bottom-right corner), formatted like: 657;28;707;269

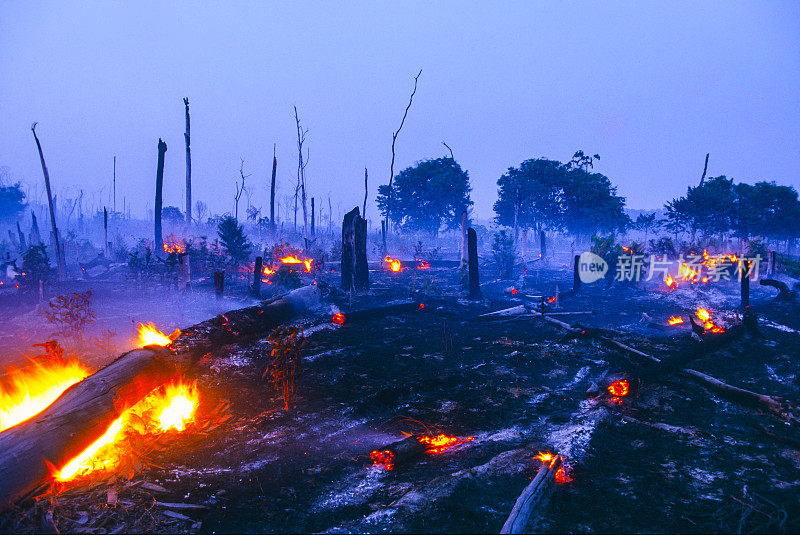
500;454;563;534
0;346;183;508
0;286;321;508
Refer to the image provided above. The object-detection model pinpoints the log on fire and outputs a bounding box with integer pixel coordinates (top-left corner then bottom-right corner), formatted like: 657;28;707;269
500;455;562;534
370;436;428;470
0;285;321;509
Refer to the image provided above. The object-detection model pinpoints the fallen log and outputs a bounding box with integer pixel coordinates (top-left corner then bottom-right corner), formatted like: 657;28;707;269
369;436;428;470
760;278;795;300
337;300;423;324
500;455;562;534
0;285;321;509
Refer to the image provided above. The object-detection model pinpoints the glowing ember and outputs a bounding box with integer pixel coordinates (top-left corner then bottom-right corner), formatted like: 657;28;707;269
279;255;313;273
262;265;276;276
607;379;630;398
416;434;475;454
679;263;701;283
0;356;92;432
56;380;199;481
511;287;518;295
417;303;425;310
370;449;395;471
555;466;573;484
136;322;181;347
416;260;431;270
668;315;684;325
383;255;402;272
547;296;556;303
695;307;725;333
332;312;345;325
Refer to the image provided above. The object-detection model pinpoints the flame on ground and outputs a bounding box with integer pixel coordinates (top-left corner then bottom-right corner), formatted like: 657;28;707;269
696;307;725;333
331;312;345;325
534;451;573;483
55;380;199;481
279;255;313;273
668;315;684;325
664;274;678;291
416;433;475;454
0;357;92;432
370;449;395;471
136;322;181;347
547;296;556;303
416;260;430;270
383;255;402;272
535;451;558;468
163;235;186;255
262;266;276;276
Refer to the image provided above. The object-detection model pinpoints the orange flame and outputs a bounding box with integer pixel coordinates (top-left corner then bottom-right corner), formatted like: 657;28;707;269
163;236;186;255
665;274;678;291
416;260;431;270
416;434;475;454
332;312;345;325
510;287;518;295
383;255;402;272
668;315;684;325
56;380;199;481
262;265;276;276
555;466;573;483
136;322;181;347
534;451;573;483
547;296;556;303
0;357;92;432
695;307;725;333
280;255;313;273
535;451;558;468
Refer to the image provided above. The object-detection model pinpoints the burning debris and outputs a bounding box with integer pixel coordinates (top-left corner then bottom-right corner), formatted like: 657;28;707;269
695;307;725;333
667;315;684;325
416;260;431;270
331;312;346;325
370;433;475;470
606;379;630;403
383;255;402;272
136;322;181;347
0;351;92;432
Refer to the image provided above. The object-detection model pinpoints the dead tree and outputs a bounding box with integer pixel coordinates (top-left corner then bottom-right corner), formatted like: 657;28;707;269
442;140;454;159
573;255;581;293
103;207;108;257
15;222;26;251
468;227;481;298
234;159;250;221
294;106;309;239
311;197;315;237
31;123;65;278
385;69;422;234
363;167;368;217
270;144;277;236
252;256;263;298
355;213;369;291
184;98;192;223
113;155;116;212
341;207;358;292
699;152;710;185
155;138;167;256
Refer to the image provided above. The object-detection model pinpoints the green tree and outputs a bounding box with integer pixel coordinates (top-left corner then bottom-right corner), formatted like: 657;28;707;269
634;212;658;243
376;157;472;236
18;244;53;291
217;215;252;266
162;206;185;223
559;167;628;238
0;181;27;222
493;158;563;238
734;181;800;248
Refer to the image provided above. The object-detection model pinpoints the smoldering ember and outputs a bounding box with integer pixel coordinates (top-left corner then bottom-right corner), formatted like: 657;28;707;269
1;3;800;535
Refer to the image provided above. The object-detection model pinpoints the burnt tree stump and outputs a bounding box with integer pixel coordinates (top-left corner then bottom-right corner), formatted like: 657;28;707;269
341;207;359;292
354;214;369;291
573;254;581;293
252;256;263;298
154;138;167;256
468;227;481;299
741;259;750;309
214;270;225;298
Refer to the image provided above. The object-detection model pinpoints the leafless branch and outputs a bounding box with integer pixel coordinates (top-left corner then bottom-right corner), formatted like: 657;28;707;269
386;69;422;230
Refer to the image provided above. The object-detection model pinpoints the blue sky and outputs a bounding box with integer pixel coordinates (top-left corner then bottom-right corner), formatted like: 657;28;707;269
1;1;799;222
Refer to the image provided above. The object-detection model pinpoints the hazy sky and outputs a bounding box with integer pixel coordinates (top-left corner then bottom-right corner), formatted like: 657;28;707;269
2;1;799;222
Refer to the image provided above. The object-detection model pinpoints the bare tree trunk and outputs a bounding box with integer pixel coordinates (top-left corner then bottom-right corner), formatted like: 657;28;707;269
155;138;167;255
342;207;358;292
294;106;308;240
363;167;368;217
113;156;116;213
468;227;481;298
355;213;369;291
385;70;422;235
184;98;192;224
459;210;468;269
311;197;315;237
31;123;65;279
270;144;277;237
103;207;108;258
328;196;332;236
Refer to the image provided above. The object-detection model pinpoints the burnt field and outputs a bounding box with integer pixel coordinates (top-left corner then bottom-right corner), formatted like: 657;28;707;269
1;261;799;534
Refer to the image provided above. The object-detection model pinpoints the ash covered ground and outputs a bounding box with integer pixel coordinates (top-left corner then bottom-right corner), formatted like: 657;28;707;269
1;261;799;534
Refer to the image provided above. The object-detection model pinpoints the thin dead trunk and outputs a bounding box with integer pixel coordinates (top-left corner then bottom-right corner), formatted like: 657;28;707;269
30;123;65;278
184;98;192;224
154;138;167;255
270;144;277;236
